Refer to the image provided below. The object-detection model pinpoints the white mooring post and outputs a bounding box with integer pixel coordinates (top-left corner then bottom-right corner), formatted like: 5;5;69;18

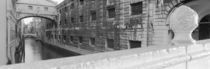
169;5;199;45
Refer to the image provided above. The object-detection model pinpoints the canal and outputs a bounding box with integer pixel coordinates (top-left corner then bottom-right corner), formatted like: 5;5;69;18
24;38;80;63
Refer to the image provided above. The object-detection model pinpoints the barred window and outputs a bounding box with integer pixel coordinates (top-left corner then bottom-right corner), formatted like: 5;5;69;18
107;0;114;5
107;39;114;49
44;7;48;11
28;6;33;10
164;0;172;3
90;38;95;45
70;36;74;42
131;2;143;15
79;36;83;43
64;18;67;24
129;40;141;48
80;0;84;5
71;3;74;9
91;0;95;2
90;11;96;20
64;7;68;12
80;15;83;22
71;17;75;23
107;6;115;18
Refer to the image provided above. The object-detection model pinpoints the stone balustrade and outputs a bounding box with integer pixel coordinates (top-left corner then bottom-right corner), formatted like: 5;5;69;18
0;40;210;69
1;5;210;69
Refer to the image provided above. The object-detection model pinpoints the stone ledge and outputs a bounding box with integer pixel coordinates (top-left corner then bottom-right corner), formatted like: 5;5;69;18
1;39;210;69
44;40;98;55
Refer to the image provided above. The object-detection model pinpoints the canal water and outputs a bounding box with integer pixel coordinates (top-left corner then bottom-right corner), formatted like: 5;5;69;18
24;38;80;63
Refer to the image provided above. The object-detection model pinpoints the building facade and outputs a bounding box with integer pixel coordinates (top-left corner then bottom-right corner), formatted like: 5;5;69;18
45;0;184;52
0;0;21;65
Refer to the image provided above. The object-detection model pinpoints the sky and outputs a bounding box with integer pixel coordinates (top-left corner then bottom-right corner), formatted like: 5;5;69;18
52;0;64;4
23;17;33;25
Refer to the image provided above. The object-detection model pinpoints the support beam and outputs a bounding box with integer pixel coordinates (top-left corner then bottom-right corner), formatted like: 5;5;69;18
0;0;8;65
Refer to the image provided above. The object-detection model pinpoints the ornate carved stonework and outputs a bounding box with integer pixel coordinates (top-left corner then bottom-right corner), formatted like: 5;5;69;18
169;5;199;45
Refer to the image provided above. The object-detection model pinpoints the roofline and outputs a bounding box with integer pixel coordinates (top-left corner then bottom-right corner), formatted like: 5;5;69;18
46;0;58;5
16;0;57;7
16;2;56;7
56;0;67;9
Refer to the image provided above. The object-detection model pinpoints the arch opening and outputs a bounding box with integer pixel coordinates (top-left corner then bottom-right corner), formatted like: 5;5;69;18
192;14;210;40
16;16;57;39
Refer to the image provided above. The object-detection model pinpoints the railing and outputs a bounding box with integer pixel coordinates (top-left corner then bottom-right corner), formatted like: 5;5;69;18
1;5;210;69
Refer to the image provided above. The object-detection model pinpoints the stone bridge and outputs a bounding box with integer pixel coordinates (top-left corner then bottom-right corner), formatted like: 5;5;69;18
16;0;57;22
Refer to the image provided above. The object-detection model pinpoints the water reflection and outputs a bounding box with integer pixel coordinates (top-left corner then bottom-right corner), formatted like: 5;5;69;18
24;38;80;63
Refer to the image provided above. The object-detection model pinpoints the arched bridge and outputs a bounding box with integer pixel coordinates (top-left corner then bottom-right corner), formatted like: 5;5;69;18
16;0;57;20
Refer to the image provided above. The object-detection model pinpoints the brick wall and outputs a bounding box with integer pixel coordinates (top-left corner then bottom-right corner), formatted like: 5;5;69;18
51;0;185;52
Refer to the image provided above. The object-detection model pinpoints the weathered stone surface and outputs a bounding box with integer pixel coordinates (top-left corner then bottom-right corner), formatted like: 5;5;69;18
2;39;210;69
169;5;199;45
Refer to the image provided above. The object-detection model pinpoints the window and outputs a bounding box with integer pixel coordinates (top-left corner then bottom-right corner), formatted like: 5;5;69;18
71;17;75;23
59;35;62;40
80;15;83;22
70;36;74;42
107;39;114;49
44;7;48;11
131;2;143;15
64;7;68;11
59;10;62;13
90;38;95;45
107;0;114;5
63;35;67;42
64;18;67;24
163;0;171;3
129;40;141;48
37;7;40;10
28;6;33;10
71;3;75;9
90;11;96;20
91;0;95;2
80;0;84;5
79;36;83;43
107;6;115;18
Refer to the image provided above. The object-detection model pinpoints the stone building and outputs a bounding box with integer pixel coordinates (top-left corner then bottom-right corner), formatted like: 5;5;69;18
49;0;186;52
44;0;205;53
0;0;20;65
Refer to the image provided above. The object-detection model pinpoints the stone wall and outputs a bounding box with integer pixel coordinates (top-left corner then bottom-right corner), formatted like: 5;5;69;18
53;0;157;53
52;0;188;53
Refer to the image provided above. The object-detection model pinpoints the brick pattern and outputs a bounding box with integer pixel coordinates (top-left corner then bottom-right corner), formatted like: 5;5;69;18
46;0;184;52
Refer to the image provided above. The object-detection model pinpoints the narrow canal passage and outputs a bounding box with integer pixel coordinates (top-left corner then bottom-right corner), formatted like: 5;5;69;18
24;38;80;63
